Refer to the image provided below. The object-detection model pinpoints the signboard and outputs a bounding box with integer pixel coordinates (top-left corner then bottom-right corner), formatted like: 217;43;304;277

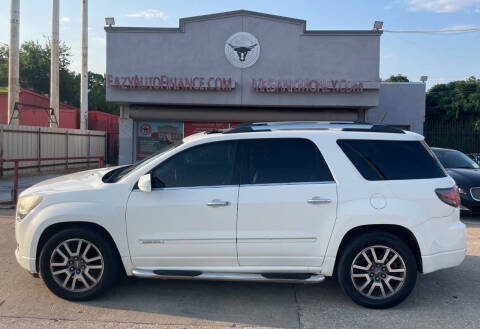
107;74;234;91
136;121;183;159
225;32;260;69
251;78;364;93
106;73;365;94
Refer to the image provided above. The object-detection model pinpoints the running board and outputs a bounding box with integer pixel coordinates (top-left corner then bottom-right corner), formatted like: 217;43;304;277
132;269;325;284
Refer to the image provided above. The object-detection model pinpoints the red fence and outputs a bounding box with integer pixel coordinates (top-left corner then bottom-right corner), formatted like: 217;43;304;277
0;156;104;206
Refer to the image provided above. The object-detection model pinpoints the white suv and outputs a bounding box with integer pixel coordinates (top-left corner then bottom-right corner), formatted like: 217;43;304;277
15;122;466;308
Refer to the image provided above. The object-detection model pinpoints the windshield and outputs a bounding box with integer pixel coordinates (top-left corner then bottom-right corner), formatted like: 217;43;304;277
103;141;183;183
432;148;480;169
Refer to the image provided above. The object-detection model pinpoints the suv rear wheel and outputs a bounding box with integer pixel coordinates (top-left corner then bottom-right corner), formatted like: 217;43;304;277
39;228;118;300
337;231;417;309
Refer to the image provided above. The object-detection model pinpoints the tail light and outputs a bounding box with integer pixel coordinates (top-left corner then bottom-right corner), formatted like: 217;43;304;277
435;187;460;208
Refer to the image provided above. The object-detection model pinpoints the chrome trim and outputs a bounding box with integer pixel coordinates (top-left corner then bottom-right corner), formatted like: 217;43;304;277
207;199;231;207
139;238;235;244
470;187;480;202
149;185;239;191
134;181;336;191
250;121;355;125
249;122;372;131
307;197;332;204
240;181;335;187
237;237;317;244
132;269;325;284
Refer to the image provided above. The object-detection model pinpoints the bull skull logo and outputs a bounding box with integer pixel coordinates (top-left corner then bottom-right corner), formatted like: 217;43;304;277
227;43;258;62
225;32;260;68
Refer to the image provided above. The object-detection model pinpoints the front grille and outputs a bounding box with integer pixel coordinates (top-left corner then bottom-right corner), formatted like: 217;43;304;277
470;187;480;201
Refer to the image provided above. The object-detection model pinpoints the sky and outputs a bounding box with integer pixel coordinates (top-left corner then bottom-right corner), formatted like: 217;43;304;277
0;0;479;89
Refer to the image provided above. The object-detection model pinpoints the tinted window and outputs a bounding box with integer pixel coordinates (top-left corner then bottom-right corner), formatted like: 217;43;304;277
337;139;446;181
432;148;479;169
105;141;183;183
151;141;237;188
243;139;333;184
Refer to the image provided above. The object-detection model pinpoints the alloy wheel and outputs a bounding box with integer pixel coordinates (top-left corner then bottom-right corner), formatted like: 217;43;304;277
49;238;104;292
350;245;407;299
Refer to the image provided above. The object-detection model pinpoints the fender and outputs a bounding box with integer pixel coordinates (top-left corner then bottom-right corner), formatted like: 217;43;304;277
22;201;132;274
321;198;430;276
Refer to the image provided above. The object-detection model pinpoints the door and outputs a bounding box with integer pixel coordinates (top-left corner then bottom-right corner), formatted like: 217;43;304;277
126;140;240;268
237;138;338;267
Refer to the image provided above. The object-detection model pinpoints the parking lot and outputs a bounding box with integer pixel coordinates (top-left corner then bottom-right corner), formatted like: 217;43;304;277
0;209;478;329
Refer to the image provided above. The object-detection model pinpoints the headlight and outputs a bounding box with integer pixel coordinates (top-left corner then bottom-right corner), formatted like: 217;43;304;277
16;195;43;220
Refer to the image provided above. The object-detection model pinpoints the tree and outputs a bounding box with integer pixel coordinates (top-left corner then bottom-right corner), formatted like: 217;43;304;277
0;44;7;86
0;40;79;105
385;74;409;82
88;72;119;115
426;78;480;122
0;39;118;115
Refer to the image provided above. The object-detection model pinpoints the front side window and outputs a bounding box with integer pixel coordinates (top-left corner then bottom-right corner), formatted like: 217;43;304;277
105;141;183;183
150;141;237;188
243;138;333;184
337;139;447;181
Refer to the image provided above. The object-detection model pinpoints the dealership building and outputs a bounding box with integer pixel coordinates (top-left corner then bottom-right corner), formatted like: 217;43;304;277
105;10;426;164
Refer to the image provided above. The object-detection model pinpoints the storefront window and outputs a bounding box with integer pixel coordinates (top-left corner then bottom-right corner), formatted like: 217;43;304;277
136;121;184;161
135;121;244;161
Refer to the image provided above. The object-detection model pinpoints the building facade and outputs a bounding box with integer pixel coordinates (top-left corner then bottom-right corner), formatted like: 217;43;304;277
105;10;425;164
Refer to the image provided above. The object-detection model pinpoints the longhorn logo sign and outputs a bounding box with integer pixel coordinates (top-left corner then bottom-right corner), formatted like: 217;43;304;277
227;43;258;62
225;32;260;69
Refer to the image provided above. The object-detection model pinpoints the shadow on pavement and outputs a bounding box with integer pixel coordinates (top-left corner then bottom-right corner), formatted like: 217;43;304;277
74;256;480;328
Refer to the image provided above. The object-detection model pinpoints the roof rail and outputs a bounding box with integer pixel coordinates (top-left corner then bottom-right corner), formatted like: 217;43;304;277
222;121;405;134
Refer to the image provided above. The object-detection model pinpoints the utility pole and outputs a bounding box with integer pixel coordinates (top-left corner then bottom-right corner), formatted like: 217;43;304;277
50;0;59;127
8;0;20;125
80;0;88;130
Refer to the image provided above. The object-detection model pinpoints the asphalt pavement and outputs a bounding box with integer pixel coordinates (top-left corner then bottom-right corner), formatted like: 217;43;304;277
0;209;479;329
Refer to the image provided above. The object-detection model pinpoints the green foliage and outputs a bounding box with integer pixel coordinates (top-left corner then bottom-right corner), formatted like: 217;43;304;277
426;77;480;124
0;40;118;115
0;44;7;86
88;72;119;115
385;74;409;82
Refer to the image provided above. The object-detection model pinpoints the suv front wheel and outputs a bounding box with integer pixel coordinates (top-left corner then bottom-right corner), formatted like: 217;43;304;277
39;228;118;300
337;231;417;309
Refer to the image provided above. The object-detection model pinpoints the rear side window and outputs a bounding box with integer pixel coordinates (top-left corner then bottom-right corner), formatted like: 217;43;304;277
243;138;333;184
337;139;446;181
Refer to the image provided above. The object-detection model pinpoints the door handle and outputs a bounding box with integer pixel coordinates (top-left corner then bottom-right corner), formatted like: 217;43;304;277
307;197;332;204
207;199;231;207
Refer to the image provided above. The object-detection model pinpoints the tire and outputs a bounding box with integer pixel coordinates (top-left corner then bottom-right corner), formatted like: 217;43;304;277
39;228;119;300
337;231;417;309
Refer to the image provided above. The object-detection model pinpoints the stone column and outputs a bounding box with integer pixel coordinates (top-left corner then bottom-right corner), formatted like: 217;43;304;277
118;104;134;165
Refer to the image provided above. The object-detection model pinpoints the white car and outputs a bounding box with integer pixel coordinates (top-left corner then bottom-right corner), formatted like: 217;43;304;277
15;122;466;308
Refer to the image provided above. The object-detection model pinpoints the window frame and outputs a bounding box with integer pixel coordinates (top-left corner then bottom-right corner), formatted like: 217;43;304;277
147;140;241;190
238;138;335;186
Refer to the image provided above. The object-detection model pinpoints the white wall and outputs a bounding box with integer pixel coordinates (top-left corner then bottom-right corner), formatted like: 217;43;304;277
367;82;426;135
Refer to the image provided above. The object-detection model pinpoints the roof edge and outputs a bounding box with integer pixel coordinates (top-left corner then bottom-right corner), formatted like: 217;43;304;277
104;10;382;36
180;10;306;26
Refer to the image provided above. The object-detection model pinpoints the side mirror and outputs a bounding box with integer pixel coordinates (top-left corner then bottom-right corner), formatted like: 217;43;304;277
138;174;152;193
